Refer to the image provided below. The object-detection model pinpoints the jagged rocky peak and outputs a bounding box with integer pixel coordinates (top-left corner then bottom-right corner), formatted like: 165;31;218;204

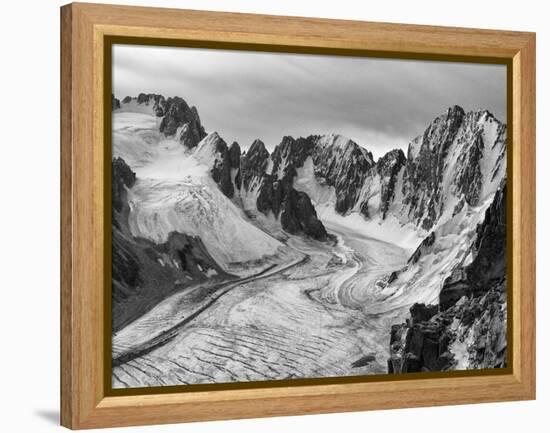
228;141;241;169
159;96;207;148
314;134;374;165
374;148;407;219
406;105;466;164
137;93;166;114
248;138;270;161
195;132;235;199
271;135;317;179
119;93;167;116
376;148;406;176
400;105;506;231
450;109;506;207
235;136;329;241
239;132;382;218
239;139;271;189
117;93;208;149
312;134;375;214
401;106;466;229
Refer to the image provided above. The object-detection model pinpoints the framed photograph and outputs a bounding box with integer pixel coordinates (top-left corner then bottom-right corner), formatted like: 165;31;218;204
60;3;536;429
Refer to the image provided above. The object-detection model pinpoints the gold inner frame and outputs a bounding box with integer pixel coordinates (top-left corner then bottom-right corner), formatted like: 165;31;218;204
102;34;514;398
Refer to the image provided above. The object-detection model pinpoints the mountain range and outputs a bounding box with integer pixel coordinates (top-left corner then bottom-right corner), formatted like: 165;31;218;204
111;92;507;376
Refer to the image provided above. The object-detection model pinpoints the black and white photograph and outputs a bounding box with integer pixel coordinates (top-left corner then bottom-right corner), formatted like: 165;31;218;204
110;44;508;389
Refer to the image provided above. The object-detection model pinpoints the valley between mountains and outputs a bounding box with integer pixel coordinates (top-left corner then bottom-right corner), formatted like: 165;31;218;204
111;94;508;388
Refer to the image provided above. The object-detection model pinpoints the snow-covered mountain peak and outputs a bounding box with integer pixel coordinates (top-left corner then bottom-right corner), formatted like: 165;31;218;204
114;92;207;149
317;133;351;149
194;131;223;159
114;93;166;116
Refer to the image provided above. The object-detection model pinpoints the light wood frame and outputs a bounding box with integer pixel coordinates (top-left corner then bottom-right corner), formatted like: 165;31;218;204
61;2;536;429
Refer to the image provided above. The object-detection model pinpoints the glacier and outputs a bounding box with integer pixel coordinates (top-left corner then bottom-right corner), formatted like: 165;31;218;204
110;95;508;387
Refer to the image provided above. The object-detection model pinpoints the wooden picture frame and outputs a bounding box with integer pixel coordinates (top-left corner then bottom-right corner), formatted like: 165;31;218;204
60;2;536;429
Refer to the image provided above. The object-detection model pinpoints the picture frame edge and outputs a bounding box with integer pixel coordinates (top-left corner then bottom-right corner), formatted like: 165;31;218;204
60;2;536;429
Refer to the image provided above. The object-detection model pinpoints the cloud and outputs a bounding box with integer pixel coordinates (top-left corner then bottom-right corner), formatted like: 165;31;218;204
113;44;506;159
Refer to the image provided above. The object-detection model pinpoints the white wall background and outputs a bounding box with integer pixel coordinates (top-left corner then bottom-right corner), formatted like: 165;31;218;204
0;0;545;431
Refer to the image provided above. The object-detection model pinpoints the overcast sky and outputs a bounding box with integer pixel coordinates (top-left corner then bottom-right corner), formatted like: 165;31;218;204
113;44;506;159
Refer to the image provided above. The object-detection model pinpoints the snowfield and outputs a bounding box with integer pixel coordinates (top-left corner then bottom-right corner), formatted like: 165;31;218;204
114;112;286;274
112;223;410;386
127;178;286;272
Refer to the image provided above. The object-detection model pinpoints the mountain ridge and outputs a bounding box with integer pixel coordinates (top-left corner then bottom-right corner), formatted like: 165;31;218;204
114;93;506;254
111;92;509;377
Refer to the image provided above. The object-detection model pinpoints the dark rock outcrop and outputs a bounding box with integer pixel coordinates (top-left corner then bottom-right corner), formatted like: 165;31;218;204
440;182;507;311
388;280;506;374
388;181;508;373
240;139;271;190
239;136;329;241
206;133;235;198
112;94;120;110
376;149;406;218
256;175;328;241
388;317;454;373
271;135;317;178
281;188;328;240
228;141;241;169
158;96;206;148
112;228;231;332
111;158;136;219
410;303;439;324
407;231;436;265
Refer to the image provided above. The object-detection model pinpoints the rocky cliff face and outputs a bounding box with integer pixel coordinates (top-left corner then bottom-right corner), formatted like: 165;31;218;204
401;107;506;231
375;149;406;218
388;182;507;373
160;97;206;148
440;182;507;310
401;105;465;230
240;137;328;241
313;135;375;214
112;157;136;230
194;132;236;198
238;139;271;190
233;133;376;239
